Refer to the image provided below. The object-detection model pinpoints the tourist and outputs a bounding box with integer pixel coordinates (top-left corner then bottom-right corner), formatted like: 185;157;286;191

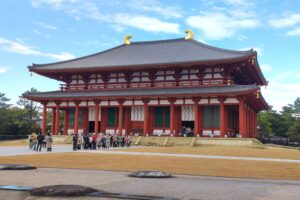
28;134;33;149
126;135;132;147
77;134;82;150
72;134;78;151
31;132;38;151
92;133;97;150
105;134;110;149
101;136;106;149
83;134;89;149
37;133;44;152
46;133;53;152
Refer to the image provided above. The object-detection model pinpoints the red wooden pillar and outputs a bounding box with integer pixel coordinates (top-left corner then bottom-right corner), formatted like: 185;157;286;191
118;99;124;135
82;108;88;133
250;108;253;138
74;101;80;134
168;98;176;135
219;98;226;137
55;102;61;135
143;98;150;135
64;108;69;135
254;111;257;138
41;102;47;135
51;108;56;134
193;97;200;136
94;100;100;134
238;98;246;137
199;106;204;136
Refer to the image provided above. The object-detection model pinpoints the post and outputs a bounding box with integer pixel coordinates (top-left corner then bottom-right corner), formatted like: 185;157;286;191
118;99;124;135
238;98;246;137
42;102;47;135
193;97;200;136
51;108;56;134
74;101;80;134
55;101;61;135
219;98;226;137
64;108;69;135
168;98;176;135
94;100;100;134
143;99;150;135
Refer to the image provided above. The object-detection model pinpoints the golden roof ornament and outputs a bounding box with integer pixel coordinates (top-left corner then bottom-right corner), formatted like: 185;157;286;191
185;29;194;40
124;35;132;45
256;91;260;99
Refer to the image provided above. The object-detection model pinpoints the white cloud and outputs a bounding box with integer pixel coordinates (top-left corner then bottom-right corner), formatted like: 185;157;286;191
128;0;183;19
186;12;260;40
113;14;180;34
0;66;9;74
260;64;271;72
269;14;300;28
0;37;75;61
261;69;300;111
287;27;300;36
34;21;57;30
31;0;180;34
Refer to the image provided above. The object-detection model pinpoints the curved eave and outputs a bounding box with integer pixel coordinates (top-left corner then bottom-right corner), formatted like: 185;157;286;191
252;54;268;85
29;54;256;82
23;87;260;102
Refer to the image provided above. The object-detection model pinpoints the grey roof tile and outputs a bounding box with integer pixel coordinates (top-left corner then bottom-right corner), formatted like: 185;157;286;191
25;85;259;99
30;38;255;70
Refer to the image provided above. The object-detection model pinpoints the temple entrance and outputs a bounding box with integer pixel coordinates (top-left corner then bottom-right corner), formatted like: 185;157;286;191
88;121;100;133
181;121;194;136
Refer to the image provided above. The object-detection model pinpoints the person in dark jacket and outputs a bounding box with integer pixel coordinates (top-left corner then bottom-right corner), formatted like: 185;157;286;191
72;134;78;151
37;133;44;152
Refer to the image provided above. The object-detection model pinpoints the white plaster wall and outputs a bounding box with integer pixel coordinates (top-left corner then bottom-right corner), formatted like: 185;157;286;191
225;98;239;104
160;100;170;105
182;105;194;121
134;100;143;105
185;99;194;105
210;98;220;104
199;98;208;104
88;107;101;121
149;100;159;105
131;106;144;121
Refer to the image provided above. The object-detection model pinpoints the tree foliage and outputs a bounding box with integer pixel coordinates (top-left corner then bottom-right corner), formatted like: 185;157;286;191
0;89;41;136
258;97;300;140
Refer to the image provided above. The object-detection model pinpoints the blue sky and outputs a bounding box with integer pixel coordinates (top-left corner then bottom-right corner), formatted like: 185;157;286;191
0;0;299;111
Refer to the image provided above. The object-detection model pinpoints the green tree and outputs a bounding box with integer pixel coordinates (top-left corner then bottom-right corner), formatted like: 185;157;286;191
258;111;272;136
17;88;41;134
0;92;11;108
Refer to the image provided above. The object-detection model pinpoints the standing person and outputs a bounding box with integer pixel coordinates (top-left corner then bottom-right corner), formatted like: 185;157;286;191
126;135;132;147
28;134;33;149
31;132;38;151
106;135;110;149
92;133;97;150
46;133;53;152
72;134;78;151
37;133;44;152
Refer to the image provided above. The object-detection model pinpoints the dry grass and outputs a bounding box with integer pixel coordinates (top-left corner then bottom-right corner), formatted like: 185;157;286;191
0;140;28;147
0;136;68;147
114;146;300;160
0;153;300;180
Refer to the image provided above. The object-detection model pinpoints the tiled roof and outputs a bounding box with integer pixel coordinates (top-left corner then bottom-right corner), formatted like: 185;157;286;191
24;85;259;99
30;38;255;70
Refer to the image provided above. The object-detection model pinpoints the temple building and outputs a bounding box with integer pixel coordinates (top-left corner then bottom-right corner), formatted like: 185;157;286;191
24;30;269;138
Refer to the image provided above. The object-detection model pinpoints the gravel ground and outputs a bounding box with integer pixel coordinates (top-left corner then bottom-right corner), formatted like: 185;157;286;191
1;168;300;200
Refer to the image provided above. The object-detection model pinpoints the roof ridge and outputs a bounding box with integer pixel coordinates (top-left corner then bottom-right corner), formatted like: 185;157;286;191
189;39;254;55
131;38;185;45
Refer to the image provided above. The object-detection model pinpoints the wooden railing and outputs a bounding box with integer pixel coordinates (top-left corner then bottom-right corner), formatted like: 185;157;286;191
59;78;227;91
